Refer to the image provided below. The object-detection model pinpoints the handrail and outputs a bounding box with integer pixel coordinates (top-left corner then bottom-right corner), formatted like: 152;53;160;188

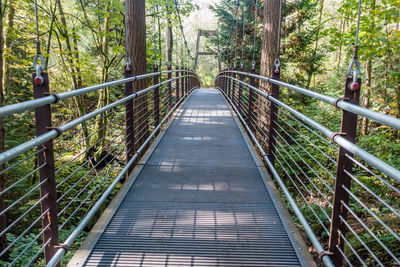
0;74;197;165
0;67;201;266
220;70;400;131
218;86;335;267
217;74;400;183
46;87;197;267
0;70;184;118
215;70;400;267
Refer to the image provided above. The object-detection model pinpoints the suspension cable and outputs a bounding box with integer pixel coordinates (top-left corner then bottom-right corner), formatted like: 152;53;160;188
347;0;362;90
233;1;240;68
33;0;46;85
225;0;240;66
124;0;131;71
174;0;195;61
251;0;258;69
274;0;283;73
240;4;245;68
153;3;157;67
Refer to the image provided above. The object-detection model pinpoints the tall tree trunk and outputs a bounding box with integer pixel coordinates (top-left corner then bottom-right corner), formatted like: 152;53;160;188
166;5;173;64
259;0;280;149
127;0;147;149
0;0;6;259
259;0;280;91
2;0;14;95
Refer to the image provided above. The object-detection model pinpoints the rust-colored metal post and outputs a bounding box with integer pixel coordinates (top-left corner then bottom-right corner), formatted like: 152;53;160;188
328;77;361;266
267;67;280;168
33;72;60;265
238;65;244;113
247;66;256;128
153;65;160;126
175;66;180;103
232;66;237;102
227;67;232;99
185;67;189;95
181;66;185;98
167;63;172;111
125;64;135;175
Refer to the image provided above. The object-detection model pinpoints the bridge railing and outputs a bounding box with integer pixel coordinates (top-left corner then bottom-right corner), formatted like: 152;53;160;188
0;67;200;266
215;69;400;267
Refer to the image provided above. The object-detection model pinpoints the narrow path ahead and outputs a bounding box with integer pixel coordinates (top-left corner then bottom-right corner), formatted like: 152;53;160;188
83;89;306;266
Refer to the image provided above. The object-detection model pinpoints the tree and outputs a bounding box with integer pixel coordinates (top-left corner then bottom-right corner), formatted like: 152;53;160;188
126;0;148;148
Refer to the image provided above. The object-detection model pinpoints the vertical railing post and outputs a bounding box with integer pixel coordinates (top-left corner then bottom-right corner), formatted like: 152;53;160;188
167;63;172;111
125;64;135;175
175;65;180;103
247;66;256;129
181;66;185;98
153;64;160;126
228;67;232;99
238;65;244;113
232;66;237;103
185;67;188;95
33;71;60;265
267;67;280;168
328;77;361;266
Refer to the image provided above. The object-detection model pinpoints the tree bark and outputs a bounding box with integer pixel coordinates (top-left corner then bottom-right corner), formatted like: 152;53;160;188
127;0;148;148
0;0;6;259
3;0;14;94
166;5;173;64
259;0;280;92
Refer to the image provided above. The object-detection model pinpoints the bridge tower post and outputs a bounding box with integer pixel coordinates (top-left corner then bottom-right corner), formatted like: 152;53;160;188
266;67;280;168
125;64;135;175
33;72;60;265
176;65;180;102
153;64;160;127
328;77;361;266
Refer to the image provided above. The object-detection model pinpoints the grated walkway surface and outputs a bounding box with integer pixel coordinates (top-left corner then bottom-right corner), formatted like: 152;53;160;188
83;89;305;266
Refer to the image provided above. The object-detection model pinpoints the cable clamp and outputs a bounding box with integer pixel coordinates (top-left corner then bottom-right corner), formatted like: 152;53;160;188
125;57;131;72
46;127;63;137
34;64;44;86
55;244;70;252
318;251;334;260
333;97;349;108
33;53;46;72
330;132;346;142
251;60;256;69
43;92;61;103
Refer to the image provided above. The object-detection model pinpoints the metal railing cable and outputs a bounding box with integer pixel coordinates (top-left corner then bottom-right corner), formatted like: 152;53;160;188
216;83;335;267
215;70;400;266
0;66;200;266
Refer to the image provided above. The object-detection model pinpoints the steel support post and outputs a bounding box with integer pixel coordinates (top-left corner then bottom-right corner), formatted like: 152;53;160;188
167;64;172;111
181;66;185;98
267;68;280;168
328;77;361;266
232;66;237;102
247;66;256;129
153;65;160;127
33;72;60;265
176;66;180;103
125;65;135;175
238;66;244;113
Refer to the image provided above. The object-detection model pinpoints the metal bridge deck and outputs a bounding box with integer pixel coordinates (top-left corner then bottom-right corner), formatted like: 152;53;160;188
82;89;308;266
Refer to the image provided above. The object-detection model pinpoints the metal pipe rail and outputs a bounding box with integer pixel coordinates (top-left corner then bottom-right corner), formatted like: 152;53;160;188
221;70;400;131
0;67;200;266
215;70;400;267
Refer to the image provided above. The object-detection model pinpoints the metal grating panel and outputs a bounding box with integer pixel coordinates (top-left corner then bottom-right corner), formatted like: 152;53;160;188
83;89;304;266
